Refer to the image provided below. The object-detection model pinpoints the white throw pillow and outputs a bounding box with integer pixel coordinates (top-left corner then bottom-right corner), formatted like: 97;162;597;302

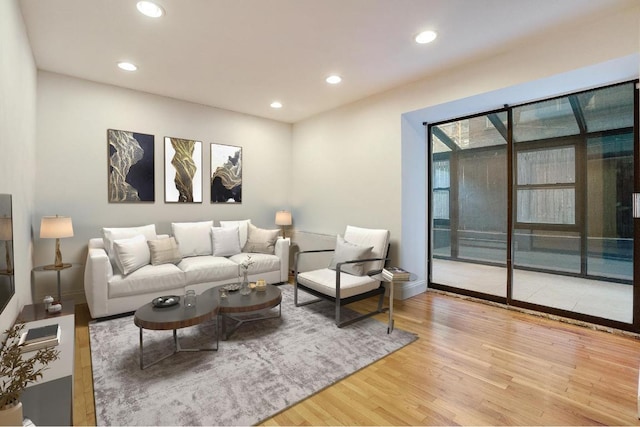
113;235;150;275
219;219;251;248
211;226;242;257
328;235;373;276
102;224;157;267
172;221;213;257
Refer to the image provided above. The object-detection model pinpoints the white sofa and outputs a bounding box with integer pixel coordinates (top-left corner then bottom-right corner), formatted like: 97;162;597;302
84;220;289;319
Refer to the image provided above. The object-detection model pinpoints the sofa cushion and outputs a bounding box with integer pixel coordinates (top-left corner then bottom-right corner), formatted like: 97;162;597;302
102;224;157;269
211;226;242;257
243;223;279;254
108;263;185;298
297;268;381;299
178;255;240;286
148;237;182;265
113;234;150;275
328;235;373;276
172;221;213;257
228;253;280;275
219;219;251;248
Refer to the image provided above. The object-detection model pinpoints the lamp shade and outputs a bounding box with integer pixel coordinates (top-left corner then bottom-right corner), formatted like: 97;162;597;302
275;210;292;226
0;217;12;241
40;216;74;239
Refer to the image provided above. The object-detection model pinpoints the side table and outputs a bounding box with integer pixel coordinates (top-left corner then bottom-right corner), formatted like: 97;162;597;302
33;263;81;303
372;271;415;334
18;299;75;426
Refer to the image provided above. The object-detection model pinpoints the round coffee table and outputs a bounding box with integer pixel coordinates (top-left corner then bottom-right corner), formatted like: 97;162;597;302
134;291;218;369
202;283;282;340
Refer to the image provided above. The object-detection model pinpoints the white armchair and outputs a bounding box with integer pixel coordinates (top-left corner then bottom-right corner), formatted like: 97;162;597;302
293;225;390;327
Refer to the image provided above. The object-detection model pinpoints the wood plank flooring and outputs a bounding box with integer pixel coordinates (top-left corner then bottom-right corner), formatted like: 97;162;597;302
73;290;640;425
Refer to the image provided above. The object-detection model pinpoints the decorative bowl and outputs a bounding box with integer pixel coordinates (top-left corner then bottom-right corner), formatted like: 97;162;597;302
152;295;180;308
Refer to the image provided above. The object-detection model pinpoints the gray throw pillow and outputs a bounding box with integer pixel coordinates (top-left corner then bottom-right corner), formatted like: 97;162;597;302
328;235;373;276
147;237;182;265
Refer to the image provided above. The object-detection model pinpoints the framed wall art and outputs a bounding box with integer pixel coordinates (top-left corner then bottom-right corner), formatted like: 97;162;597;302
210;143;242;203
107;129;155;203
164;137;203;203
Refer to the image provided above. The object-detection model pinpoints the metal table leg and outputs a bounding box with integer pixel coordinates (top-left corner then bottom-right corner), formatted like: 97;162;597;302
138;321;219;370
388;280;395;334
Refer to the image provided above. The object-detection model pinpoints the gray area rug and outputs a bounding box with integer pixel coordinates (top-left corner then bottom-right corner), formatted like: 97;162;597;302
89;284;418;426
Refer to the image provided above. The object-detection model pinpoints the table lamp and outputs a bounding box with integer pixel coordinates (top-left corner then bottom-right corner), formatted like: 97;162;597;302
0;216;12;274
275;210;292;239
40;215;74;270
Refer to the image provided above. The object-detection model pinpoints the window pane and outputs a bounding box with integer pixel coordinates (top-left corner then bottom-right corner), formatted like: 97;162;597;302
433;112;507;150
514;230;581;273
433;225;450;257
433;159;450;188
578;83;635;133
586;133;634;281
517;147;575;185
517;188;575;224
433;190;449;219
433;136;451;153
513;97;579;142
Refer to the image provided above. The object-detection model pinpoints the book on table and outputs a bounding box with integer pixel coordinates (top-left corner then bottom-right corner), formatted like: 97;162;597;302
382;267;410;281
18;324;61;352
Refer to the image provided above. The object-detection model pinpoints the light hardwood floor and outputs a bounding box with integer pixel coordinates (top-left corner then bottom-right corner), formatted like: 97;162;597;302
73;290;640;426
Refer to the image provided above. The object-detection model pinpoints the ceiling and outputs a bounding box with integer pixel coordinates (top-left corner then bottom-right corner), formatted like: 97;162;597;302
19;0;628;124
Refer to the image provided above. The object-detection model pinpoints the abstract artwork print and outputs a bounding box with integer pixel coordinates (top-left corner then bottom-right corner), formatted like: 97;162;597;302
107;129;155;203
164;137;202;203
210;143;242;203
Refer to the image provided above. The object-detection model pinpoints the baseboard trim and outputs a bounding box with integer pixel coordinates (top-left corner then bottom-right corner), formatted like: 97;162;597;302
386;279;427;300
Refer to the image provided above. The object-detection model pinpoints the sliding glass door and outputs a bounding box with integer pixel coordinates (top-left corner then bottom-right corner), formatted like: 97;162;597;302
429;81;638;331
431;112;508;298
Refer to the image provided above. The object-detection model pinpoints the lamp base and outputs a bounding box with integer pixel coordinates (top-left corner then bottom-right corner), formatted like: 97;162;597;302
43;263;72;271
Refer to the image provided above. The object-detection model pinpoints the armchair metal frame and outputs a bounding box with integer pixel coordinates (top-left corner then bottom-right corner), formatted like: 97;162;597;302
293;247;390;328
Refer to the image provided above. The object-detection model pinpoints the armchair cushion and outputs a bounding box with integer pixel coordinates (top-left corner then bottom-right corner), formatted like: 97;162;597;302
328;235;373;276
243;223;279;254
343;226;390;274
297;268;380;299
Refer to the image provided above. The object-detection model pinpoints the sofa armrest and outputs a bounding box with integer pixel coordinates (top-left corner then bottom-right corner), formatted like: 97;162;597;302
84;238;113;318
275;237;290;282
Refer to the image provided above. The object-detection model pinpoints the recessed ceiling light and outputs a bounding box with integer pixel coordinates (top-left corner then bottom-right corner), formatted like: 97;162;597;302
117;62;138;71
415;30;437;44
270;101;283;109
326;75;342;84
136;1;164;18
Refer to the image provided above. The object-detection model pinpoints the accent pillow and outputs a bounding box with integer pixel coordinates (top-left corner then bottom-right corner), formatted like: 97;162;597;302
328;235;374;276
171;221;213;257
147;237;182;265
219;219;251;248
102;224;157;267
211;226;242;257
242;223;279;254
113;235;150;275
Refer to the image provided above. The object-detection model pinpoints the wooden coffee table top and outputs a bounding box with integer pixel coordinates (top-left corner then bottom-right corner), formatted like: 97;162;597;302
203;283;282;314
134;291;218;331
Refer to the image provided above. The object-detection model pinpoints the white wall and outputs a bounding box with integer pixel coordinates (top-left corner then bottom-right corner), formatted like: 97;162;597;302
34;72;292;302
291;1;640;299
0;0;38;330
